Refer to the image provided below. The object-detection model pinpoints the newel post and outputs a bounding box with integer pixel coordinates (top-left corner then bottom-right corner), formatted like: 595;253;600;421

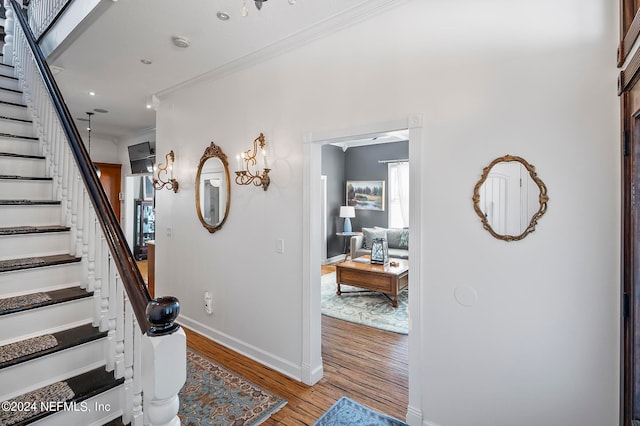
142;297;186;426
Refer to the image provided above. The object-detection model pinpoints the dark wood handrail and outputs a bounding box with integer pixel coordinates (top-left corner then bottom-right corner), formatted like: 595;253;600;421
10;0;153;332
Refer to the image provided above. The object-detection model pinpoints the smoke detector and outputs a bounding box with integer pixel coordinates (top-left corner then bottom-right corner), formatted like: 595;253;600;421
172;36;191;48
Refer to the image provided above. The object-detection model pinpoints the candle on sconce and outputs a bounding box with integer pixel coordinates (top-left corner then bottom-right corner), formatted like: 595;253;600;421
236;154;241;171
234;133;271;191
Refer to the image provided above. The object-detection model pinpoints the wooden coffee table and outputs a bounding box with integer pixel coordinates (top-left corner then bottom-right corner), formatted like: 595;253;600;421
335;256;409;307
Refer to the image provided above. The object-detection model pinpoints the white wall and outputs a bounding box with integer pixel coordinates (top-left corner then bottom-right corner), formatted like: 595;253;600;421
155;0;619;425
88;133;119;164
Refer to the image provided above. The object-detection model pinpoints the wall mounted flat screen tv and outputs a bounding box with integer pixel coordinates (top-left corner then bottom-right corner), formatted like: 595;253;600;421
128;141;155;174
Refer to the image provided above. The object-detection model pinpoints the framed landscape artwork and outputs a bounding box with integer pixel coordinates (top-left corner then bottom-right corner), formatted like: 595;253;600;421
346;180;385;211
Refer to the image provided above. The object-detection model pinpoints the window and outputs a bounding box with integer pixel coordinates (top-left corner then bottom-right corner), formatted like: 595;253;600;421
388;161;409;228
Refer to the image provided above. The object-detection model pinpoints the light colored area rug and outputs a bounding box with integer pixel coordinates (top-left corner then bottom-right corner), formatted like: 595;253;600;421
321;272;408;334
314;397;408;426
179;350;287;426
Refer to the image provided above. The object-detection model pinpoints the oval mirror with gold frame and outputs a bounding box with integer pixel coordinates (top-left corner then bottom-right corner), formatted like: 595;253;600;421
195;142;231;234
472;155;549;242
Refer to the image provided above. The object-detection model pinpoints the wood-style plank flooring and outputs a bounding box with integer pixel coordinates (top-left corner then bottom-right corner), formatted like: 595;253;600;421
185;264;409;425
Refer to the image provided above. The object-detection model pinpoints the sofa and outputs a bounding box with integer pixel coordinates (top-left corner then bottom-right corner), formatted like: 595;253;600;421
350;227;409;260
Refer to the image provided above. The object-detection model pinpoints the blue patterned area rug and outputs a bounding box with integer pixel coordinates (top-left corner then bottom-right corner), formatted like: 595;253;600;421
179;350;287;425
321;272;408;334
314;397;408;426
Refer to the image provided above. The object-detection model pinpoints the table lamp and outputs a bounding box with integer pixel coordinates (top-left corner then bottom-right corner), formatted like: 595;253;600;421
340;206;356;233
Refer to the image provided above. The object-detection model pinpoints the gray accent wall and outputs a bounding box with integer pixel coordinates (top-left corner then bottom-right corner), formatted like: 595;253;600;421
322;141;408;259
321;145;346;258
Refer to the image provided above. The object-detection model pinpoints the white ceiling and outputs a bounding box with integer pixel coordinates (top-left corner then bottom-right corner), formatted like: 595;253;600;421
48;0;403;140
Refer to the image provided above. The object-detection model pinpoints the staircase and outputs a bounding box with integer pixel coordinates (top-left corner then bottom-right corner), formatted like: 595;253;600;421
0;57;126;425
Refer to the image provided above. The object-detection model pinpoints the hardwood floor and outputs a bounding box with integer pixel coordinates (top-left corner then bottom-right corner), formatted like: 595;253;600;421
185;263;409;425
136;260;148;283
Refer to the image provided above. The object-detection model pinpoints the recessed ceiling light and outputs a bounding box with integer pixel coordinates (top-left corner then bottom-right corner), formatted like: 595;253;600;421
172;36;191;48
217;11;230;20
146;104;152;109
140;59;152;65
88;91;96;96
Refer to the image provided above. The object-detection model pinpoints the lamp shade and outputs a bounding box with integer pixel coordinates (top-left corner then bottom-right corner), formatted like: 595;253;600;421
339;206;356;218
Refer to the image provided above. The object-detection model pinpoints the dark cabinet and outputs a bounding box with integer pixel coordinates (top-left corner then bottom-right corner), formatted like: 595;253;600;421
134;199;155;260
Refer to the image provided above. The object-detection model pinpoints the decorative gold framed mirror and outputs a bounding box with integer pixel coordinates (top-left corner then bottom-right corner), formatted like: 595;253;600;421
472;155;549;241
195;142;231;234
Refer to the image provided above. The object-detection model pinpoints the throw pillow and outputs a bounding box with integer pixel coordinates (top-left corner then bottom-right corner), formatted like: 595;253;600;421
399;229;409;249
362;227;387;249
385;228;404;249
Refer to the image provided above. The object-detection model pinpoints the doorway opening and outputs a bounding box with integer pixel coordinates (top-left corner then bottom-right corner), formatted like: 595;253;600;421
302;114;424;423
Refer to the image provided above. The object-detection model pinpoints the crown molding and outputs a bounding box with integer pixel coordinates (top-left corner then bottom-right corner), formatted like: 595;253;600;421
156;0;408;99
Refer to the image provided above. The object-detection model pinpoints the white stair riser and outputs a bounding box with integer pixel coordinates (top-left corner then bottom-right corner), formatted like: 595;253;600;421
0;297;92;343
0;204;62;227
0;232;70;260
0;339;107;401
0;137;40;156
31;384;124;426
0;156;45;176
0;118;35;136
0;89;24;105
0;180;53;199
0;103;30;121
0;64;15;78
0;76;20;92
0;263;81;294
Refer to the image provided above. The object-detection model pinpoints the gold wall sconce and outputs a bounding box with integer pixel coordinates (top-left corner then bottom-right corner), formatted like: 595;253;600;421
235;133;271;191
153;150;179;193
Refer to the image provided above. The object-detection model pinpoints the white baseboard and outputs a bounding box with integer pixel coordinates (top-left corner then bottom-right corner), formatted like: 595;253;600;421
300;361;323;386
325;254;346;264
178;315;303;382
405;405;423;425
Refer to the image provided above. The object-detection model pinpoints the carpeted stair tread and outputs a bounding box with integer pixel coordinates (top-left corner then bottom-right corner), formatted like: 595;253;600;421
0;225;69;235
0;131;38;141
0;175;52;180
0;99;27;108
0;323;106;369
0;334;58;365
0;86;22;95
0;114;31;123
0;381;75;426
0;286;91;316
0;74;18;82
0;200;60;206
0;253;80;272
0;152;45;160
0;367;123;425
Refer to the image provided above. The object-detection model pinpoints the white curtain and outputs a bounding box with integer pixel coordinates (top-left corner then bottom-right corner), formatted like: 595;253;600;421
388;161;410;228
